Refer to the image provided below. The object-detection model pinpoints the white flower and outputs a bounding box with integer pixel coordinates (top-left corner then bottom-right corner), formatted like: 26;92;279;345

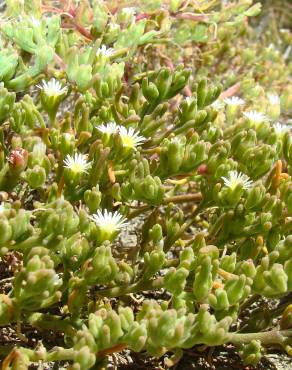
64;133;74;141
97;124;146;148
97;121;121;135
63;153;91;174
170;136;182;144
97;45;114;57
224;96;245;106
37;78;67;97
284;45;291;61
33;142;46;157
243;110;267;125
273;122;290;136
118;126;146;149
30;16;41;27
52;274;62;287
211;100;224;110
121;7;136;16
221;170;253;190
0;203;5;214
90;209;129;234
108;23;120;32
267;93;280;105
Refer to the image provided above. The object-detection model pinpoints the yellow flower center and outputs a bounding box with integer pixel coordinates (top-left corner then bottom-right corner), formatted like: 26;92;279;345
103;223;116;234
121;135;135;148
70;163;83;173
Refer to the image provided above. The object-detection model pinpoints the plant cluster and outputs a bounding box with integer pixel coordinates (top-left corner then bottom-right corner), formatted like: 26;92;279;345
0;0;291;369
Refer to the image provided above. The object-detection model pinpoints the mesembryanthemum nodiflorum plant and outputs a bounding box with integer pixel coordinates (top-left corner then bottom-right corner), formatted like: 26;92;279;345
0;0;291;369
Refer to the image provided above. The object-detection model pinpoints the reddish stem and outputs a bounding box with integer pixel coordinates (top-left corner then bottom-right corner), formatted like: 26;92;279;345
42;4;92;40
74;22;93;40
183;85;192;97
174;13;209;22
97;343;128;357
136;13;151;21
219;82;241;99
57;176;65;198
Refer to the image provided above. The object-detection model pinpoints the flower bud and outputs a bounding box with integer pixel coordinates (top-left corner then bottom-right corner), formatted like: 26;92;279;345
26;165;46;188
142;79;159;102
0;218;13;244
224;96;244;123
239;340;262;366
124;322;147;352
73;346;96;370
143;249;166;279
117;7;136;26
8;148;28;173
193;256;213;300
164;267;189;296
208;288;229;311
225;275;248;304
266;93;281;120
59;133;75;156
84;187;101;213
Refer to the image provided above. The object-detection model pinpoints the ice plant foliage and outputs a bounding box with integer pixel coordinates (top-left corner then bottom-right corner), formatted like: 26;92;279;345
0;1;291;369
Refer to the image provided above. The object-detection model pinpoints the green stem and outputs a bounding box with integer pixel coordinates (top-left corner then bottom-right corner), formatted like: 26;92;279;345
34;109;46;128
46;348;75;362
150;127;173;146
164;192;202;204
110;48;129;59
0;345;14;356
228;329;292;346
128;193;202;219
26;313;78;335
8;235;42;251
128;205;152;219
113;170;128;176
4;346;75;364
208;211;229;240
164;201;206;251
96;276;164;298
239;294;261;313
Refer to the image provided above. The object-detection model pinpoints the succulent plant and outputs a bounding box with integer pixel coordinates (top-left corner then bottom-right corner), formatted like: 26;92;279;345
0;1;291;369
